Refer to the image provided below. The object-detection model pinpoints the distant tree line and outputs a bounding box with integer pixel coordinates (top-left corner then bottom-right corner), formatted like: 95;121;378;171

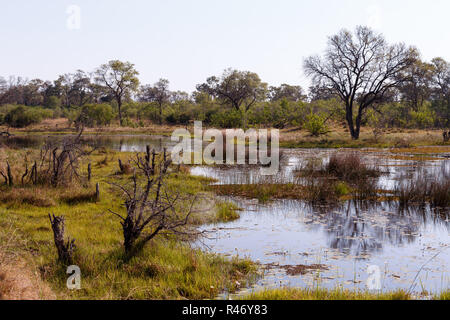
0;26;448;139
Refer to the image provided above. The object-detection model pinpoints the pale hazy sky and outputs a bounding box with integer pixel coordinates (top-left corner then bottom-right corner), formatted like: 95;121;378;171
1;0;449;92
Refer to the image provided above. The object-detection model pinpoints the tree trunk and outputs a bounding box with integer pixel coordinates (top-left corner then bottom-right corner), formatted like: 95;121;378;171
87;163;92;182
122;217;138;254
48;214;76;264
345;104;358;140
6;161;13;187
354;108;364;140
118;98;123;126
159;103;163;125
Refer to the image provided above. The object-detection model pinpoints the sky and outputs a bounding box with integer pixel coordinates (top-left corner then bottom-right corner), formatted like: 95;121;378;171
1;0;449;93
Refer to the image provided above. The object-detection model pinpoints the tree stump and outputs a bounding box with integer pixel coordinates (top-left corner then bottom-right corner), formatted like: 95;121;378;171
48;214;76;264
96;183;100;201
87;163;92;182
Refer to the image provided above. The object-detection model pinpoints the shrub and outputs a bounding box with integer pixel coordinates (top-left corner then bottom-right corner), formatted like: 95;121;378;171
165;111;192;125
4;106;47;128
395;172;449;208
409;103;435;129
334;181;351;196
304;112;328;136
304;176;339;203
326;153;380;182
45;96;61;109
75;104;115;127
210;109;242;128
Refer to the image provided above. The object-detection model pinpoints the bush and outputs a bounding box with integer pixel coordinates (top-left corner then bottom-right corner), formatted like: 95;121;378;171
409;103;435;129
165;111;192;125
4;106;49;128
326;153;380;182
45;96;61;109
210;109;242;128
75;104;115;127
304;112;328;136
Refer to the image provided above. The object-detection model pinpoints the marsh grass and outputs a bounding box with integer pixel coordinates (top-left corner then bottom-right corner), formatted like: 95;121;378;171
0;149;257;299
395;166;450;208
436;290;450;300
241;288;416;300
294;153;381;202
216;201;241;222
326;152;381;182
211;183;307;203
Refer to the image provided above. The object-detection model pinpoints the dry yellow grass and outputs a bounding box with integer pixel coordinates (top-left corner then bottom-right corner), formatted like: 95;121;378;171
0;223;55;300
0;259;56;300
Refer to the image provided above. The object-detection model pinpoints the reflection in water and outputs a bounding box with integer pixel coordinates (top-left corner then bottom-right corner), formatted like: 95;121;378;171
319;201;445;257
192;148;449;295
0;134;174;152
198;198;449;295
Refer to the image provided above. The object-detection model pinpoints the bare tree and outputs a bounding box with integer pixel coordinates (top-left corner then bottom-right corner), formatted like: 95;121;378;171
28;130;95;187
304;26;416;139
95;60;139;126
109;148;199;255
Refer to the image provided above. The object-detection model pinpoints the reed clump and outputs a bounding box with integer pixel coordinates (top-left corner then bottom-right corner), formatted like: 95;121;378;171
395;172;450;208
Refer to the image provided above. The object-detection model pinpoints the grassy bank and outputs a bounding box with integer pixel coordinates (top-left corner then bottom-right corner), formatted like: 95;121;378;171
0;149;256;299
242;288;449;300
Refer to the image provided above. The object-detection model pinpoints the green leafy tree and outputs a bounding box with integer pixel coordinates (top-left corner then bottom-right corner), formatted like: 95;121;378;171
196;69;267;128
139;79;171;125
75;104;115;128
95;60;139;126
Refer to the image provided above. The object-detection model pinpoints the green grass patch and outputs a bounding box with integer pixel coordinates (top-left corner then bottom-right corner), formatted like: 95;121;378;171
242;288;417;300
216;201;241;222
0;149;256;299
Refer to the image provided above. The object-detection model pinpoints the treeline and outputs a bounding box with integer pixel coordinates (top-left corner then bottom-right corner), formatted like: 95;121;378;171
0;27;449;138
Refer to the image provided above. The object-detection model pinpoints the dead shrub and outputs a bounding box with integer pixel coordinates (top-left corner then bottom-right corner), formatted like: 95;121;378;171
395;171;449;208
109;148;202;255
429;179;450;208
117;159;133;175
304;176;339;203
326;152;380;182
60;189;99;204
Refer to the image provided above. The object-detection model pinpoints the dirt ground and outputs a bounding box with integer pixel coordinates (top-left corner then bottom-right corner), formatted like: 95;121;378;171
0;257;55;300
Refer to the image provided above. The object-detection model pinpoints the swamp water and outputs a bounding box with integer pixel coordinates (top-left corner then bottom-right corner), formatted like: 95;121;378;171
2;135;449;297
